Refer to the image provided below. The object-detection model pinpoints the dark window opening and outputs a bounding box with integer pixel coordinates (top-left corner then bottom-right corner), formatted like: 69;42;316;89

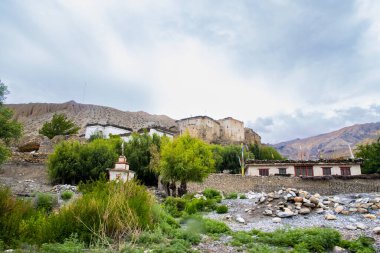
340;167;351;176
259;168;269;176
278;168;287;175
295;166;313;177
322;167;332;176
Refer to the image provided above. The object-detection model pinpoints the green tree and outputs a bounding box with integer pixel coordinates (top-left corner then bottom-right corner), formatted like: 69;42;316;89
249;144;283;160
39;113;80;139
47;138;121;184
0;81;22;166
124;132;165;186
159;132;215;196
356;139;380;174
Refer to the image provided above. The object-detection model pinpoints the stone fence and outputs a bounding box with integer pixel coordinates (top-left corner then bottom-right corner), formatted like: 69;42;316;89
188;174;380;195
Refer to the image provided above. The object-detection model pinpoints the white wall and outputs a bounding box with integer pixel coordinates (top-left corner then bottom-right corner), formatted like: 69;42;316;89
149;129;174;139
84;125;131;139
247;164;361;177
109;170;135;182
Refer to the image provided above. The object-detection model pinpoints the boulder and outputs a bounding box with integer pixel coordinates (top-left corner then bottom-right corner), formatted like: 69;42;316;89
356;223;367;230
363;214;376;220
294;197;303;203
277;210;294;218
236;216;245;223
303;202;316;208
263;210;273;216
272;217;282;223
325;214;337;220
299;207;311;215
345;225;357;230
335;205;344;214
309;196;319;205
373;227;380;235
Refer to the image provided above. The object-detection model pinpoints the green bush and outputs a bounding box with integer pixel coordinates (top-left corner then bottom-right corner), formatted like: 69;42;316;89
216;205;228;214
36;193;57;212
231;231;254;246
163;197;186;217
257;227;341;253
226;192;238;199
61;191;74;201
339;236;375;253
203;218;231;235
239;194;247;199
40;236;84;253
202;188;221;200
184;198;217;214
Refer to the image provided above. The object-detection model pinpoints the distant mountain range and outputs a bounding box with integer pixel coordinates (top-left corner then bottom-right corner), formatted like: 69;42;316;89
273;122;380;160
6;101;177;136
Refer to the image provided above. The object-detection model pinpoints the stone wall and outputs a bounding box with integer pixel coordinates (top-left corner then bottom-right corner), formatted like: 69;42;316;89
177;116;221;143
244;128;261;145
188;174;380;195
218;118;245;143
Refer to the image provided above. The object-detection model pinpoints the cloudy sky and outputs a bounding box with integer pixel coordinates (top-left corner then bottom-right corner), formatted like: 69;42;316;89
1;0;379;143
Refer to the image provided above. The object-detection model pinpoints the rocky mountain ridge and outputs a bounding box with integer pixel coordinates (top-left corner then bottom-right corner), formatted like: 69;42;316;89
6;100;177;136
273;122;380;160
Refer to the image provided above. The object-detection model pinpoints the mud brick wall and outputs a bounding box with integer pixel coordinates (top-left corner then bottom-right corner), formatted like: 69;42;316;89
188;174;380;195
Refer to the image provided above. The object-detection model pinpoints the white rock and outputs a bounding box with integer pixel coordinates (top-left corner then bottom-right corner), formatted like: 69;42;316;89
373;227;380;234
272;217;282;223
346;225;357;230
335;205;344;214
263;210;273;216
333;246;348;253
356;222;367;230
236;216;245;223
325;214;337;220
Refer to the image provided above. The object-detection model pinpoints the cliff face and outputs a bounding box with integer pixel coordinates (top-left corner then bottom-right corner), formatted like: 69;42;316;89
273;122;380;160
6;101;177;136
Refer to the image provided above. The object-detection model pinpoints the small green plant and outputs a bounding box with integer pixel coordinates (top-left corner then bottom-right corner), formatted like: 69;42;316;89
226;192;238;199
202;188;221;199
231;231;254;246
216;205;228;214
60;190;74;201
339;236;375;253
203;218;231;235
163;197;186;217
40;236;84;253
239;194;247;199
35;193;57;212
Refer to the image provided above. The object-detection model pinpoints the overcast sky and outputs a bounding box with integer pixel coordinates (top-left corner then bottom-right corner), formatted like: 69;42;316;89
1;0;379;143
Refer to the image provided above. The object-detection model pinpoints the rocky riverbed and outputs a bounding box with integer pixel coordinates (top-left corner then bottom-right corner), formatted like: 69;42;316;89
199;188;380;251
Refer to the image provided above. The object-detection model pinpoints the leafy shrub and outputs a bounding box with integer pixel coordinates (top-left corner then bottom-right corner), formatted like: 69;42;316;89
35;193;57;212
203;218;231;235
184;198;217;214
231;231;254;246
40;236;84;253
226;192;238;199
163;197;186;217
239;194;247;199
202;188;221;199
0;187;35;247
339;236;375;253
61;191;74;201
216;205;228;214
39;113;80;139
257;227;341;252
48;138;121;184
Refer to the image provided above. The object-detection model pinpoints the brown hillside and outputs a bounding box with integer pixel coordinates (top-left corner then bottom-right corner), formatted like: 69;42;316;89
6;101;177;136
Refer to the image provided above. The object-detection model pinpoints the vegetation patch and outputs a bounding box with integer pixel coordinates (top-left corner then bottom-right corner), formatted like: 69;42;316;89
60;190;74;201
216;205;228;214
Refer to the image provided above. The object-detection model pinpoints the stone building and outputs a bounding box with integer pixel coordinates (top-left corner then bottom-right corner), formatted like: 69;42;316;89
245;159;362;177
176;116;260;145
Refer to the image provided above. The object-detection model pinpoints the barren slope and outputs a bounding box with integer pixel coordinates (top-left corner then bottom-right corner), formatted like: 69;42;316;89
273;122;380;160
6;101;177;136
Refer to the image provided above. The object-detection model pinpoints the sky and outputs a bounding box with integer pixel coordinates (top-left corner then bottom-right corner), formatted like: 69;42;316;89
1;0;379;143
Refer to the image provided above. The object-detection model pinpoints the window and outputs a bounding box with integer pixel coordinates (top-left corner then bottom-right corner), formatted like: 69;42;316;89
340;167;351;176
322;167;331;176
259;168;269;176
278;168;287;175
295;166;313;177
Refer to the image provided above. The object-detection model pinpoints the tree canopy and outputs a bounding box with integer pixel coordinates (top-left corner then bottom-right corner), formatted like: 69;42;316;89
159;132;215;195
0;81;22;166
356;139;380;174
249;144;284;160
39;113;80;139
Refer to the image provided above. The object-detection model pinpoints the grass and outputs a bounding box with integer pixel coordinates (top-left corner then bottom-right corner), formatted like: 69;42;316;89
61;190;74;201
216;205;228;214
225;192;238;199
35;193;57;212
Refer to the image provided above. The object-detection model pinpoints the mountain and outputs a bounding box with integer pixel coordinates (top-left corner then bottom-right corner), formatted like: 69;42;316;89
6;101;177;136
273;122;380;160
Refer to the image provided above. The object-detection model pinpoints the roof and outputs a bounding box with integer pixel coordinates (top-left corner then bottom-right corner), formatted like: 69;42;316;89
176;115;220;125
218;117;244;124
85;123;133;132
245;159;363;166
137;125;177;135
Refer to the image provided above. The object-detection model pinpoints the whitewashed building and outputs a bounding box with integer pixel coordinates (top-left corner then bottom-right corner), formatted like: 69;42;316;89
245;159;362;177
84;124;132;140
137;126;175;139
